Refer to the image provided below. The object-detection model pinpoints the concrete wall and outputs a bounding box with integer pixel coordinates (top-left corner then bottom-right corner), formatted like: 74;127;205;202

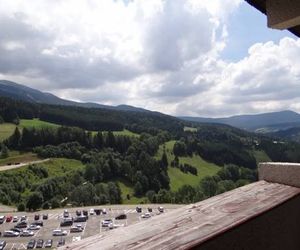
259;162;300;188
193;194;300;250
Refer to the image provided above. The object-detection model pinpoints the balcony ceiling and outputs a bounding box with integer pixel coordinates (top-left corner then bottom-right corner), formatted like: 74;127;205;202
246;0;300;37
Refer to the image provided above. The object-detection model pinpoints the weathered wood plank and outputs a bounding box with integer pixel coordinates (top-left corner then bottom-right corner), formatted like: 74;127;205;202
62;181;300;250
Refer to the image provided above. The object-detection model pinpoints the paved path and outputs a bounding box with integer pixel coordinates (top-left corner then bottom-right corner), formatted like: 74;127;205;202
0;158;50;171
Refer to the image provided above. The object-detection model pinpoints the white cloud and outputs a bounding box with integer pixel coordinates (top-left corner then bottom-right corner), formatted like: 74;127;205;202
2;0;300;117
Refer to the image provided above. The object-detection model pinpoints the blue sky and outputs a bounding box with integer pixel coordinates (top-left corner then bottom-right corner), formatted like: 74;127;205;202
222;1;296;61
0;0;299;117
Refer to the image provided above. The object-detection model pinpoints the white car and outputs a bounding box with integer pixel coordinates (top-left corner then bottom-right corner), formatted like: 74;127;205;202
141;213;151;219
13;216;18;223
20;230;34;237
52;229;68;236
89;208;95;215
28;224;41;230
70;224;84;233
102;208;107;214
158;206;164;213
101;219;113;227
3;230;19;237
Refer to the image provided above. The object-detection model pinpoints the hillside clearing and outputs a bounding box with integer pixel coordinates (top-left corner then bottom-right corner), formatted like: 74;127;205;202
157;140;221;191
0;123;16;141
20;119;60;129
0;152;40;166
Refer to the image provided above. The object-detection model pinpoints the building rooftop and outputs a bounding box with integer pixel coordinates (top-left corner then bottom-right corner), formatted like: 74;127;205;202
62;179;300;250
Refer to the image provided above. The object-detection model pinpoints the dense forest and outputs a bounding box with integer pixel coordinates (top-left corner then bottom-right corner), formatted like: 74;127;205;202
1;96;300;210
0;97;183;134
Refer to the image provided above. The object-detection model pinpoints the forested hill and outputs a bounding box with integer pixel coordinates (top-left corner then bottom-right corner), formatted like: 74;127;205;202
0;80;148;112
0;96;184;134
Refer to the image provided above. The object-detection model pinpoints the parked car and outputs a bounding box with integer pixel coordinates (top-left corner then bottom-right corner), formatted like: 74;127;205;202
28;224;41;230
31;221;43;227
76;210;81;216
27;239;36;249
57;238;66;247
70;224;84;233
89;208;95;215
115;214;127;220
13;216;18;223
15;221;27;228
42;214;48;220
52;229;68;236
141;213;151;219
94;209;102;215
101;219;113;227
74;215;88;222
20;230;34;237
36;239;44;248
0;240;6;250
136;207;142;213
158;206;164;213
148;208;153;212
34;214;40;221
20;215;27;222
44;239;53;248
0;216;5;224
102;209;107;214
82;210;88;216
63;210;69;218
10;228;22;233
6;215;12;223
3;230;19;237
60;217;73;227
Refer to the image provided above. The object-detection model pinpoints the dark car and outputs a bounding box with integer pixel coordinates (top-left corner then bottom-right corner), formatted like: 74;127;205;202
76;210;81;216
36;239;44;248
15;221;27;228
94;209;102;215
0;240;6;250
42;214;48;220
82;210;88;216
32;221;43;227
57;238;65;247
60;218;73;227
148;208;153;212
34;214;40;221
27;239;36;249
74;216;88;222
115;214;127;220
44;239;53;248
136;207;142;213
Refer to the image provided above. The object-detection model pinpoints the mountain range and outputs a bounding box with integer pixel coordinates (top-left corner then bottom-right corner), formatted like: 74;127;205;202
0;80;148;112
1;79;300;137
181;111;300;133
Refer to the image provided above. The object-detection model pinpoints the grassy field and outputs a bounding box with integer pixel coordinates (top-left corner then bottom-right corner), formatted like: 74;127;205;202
37;158;85;177
92;129;139;137
0;123;16;141
19;119;60;129
253;150;271;164
183;126;198;132
157;140;220;191
0;151;40;166
116;179;147;204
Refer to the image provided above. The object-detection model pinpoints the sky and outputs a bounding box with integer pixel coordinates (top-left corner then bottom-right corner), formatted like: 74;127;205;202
0;0;299;117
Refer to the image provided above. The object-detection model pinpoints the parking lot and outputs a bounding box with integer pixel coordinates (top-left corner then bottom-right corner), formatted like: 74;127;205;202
0;204;182;249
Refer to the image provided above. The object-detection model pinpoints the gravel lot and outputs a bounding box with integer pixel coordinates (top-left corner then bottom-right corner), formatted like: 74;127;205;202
0;204;183;249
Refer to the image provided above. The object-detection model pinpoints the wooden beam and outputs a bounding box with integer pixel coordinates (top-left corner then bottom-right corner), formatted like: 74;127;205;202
266;0;300;30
